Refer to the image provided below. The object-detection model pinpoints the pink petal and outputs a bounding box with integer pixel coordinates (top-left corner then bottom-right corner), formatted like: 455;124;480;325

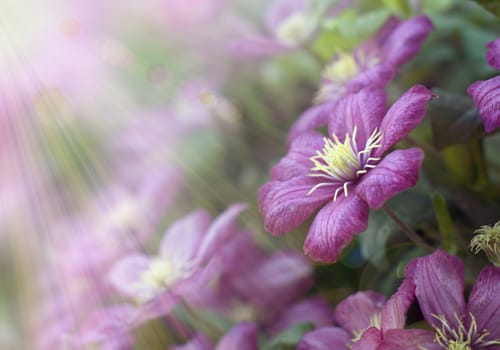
304;194;369;263
334;291;386;336
272;131;325;181
267;296;335;335
377;85;433;155
356;148;423;209
259;176;332;236
327;87;387;147
380;278;415;331
351;327;382;350
228;35;289;58
297;327;351;350
409;250;466;329
467;266;500;339
216;322;258;350
107;254;152;300
135;292;180;324
467;76;500;133
195;203;247;264
287;103;335;145
380;16;434;67
486;38;500;70
160;209;212;265
379;329;439;350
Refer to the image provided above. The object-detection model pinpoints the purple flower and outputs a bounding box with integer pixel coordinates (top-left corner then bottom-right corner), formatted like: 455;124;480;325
467;38;500;133
259;86;432;262
288;15;433;143
108;204;246;322
406;250;500;349
229;0;330;58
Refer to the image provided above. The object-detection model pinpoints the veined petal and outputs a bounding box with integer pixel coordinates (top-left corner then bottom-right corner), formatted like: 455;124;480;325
195;203;247;265
259;176;332;236
381;16;434;67
379;329;439;350
467;266;500;339
273;131;326;181
351;327;382;350
356;148;423;209
160;209;212;265
297;327;351;350
216;322;258;350
287;103;335;145
335;291;386;336
467;76;500;133
409;250;466;329
347;64;395;94
328;87;387;147
486;38;500;70
304;194;369;263
380;278;416;331
377;85;433;155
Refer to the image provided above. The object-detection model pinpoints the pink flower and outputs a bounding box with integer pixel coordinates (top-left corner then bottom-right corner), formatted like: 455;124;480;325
259;86;432;262
468;38;500;133
288;15;433;143
406;250;500;349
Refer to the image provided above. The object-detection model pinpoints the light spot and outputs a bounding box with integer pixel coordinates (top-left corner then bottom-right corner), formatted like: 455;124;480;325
59;18;80;38
276;12;313;47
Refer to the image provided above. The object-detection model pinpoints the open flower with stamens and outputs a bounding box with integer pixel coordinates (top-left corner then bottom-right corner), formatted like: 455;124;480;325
288;15;433;143
108;204;246;323
259;86;432;262
470;221;500;266
406;250;500;350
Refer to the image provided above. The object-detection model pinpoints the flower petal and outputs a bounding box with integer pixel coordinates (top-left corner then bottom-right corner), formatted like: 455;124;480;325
259;176;332;236
160;209;212;265
467;266;500;339
408;250;466;329
297;327;351;350
287;103;335;145
486;38;500;70
272;131;326;181
380;16;434;67
379;329;439;350
216;322;258;350
334;291;386;336
356;148;423;209
228;35;288;58
377;85;433;155
380;278;416;331
304;194;369;262
351;327;382;350
467;75;500;133
328;88;387;147
107;254;152;300
267;296;336;335
195;203;247;264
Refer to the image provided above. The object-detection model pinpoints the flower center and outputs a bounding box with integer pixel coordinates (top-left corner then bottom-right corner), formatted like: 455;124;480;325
431;313;500;350
307;126;382;201
276;12;313;47
324;51;359;84
351;313;381;343
470;220;500;266
134;258;185;303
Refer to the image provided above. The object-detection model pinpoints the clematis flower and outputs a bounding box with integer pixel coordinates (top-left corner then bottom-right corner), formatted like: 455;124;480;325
288;15;433;143
259;86;432;262
229;0;332;58
406;250;500;350
108;204;246;322
467;38;500;133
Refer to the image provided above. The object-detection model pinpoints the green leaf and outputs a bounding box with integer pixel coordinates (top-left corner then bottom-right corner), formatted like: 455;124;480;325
263;323;315;350
382;0;411;17
428;89;483;149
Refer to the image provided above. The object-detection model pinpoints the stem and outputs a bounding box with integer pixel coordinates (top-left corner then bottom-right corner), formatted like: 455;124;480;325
405;135;442;161
382;204;434;251
180;299;221;337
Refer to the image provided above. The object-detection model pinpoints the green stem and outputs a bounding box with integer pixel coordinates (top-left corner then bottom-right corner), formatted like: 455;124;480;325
382;204;434;252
